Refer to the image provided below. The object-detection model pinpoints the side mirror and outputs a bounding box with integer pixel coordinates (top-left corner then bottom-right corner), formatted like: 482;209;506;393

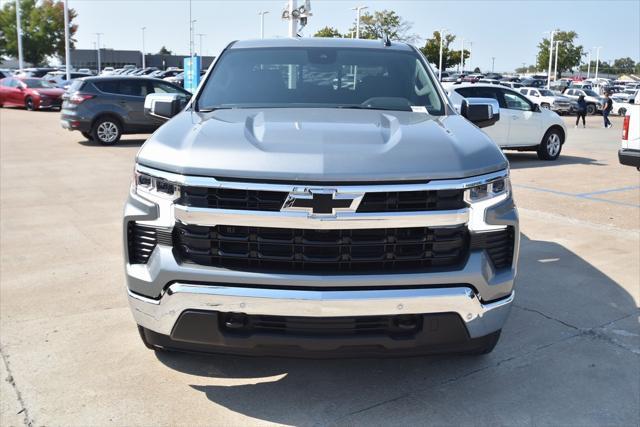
461;98;500;128
533;104;541;112
144;93;190;120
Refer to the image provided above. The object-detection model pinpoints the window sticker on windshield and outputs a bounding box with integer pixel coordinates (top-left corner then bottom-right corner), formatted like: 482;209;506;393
411;106;428;113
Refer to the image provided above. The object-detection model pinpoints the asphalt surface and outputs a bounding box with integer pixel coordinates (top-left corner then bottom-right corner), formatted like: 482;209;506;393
1;108;638;426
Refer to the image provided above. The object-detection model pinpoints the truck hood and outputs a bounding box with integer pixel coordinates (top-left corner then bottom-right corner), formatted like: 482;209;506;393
137;108;508;182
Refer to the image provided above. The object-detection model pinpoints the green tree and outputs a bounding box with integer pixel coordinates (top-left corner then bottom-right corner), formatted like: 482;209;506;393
536;30;583;78
419;31;469;70
157;46;173;55
613;57;635;73
0;0;78;66
349;10;415;42
473;66;481;73
314;26;342;38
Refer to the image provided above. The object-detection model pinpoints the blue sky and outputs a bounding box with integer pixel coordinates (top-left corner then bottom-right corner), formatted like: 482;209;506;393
7;0;640;71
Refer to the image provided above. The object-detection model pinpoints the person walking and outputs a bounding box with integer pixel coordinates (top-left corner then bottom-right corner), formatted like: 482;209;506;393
602;92;613;128
575;95;587;128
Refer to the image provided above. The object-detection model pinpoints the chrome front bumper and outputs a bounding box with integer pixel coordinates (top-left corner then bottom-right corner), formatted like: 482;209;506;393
129;284;514;339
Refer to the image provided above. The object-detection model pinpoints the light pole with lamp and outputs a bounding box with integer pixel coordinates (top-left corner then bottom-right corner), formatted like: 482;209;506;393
437;29;448;81
258;11;269;39
141;27;146;68
352;5;368;39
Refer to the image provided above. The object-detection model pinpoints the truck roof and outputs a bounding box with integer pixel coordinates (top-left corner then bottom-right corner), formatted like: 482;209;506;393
229;37;413;51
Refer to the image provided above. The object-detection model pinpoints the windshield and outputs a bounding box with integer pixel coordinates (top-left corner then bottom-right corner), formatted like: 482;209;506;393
539;89;553;96
197;47;444;114
583;90;599;97
22;79;56;88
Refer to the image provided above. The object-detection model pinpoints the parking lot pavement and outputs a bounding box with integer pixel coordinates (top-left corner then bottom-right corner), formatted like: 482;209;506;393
1;109;638;426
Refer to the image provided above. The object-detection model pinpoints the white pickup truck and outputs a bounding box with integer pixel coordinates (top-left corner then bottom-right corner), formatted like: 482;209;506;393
619;92;640;170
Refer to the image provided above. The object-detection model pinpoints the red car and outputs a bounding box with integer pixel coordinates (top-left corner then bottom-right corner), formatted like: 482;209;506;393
0;77;64;111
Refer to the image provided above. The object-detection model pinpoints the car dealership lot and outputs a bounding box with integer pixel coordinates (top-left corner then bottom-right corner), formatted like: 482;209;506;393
1;109;638;426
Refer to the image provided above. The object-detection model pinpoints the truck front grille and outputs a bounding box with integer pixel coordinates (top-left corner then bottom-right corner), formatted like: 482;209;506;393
174;224;469;273
178;186;466;213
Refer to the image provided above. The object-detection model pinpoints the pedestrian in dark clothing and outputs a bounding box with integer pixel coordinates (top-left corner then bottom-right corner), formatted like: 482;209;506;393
603;92;613;128
575;95;587;128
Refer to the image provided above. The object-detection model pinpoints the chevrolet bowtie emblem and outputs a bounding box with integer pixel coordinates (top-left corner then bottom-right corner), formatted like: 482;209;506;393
282;189;362;216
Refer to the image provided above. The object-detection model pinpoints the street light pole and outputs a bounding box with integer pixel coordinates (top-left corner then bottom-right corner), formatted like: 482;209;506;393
95;33;103;73
492;57;495;73
63;0;71;81
258;11;269;39
190;20;197;55
352;5;368;39
546;30;555;89
196;33;206;56
553;40;560;81
288;0;297;38
189;0;193;57
438;29;448;81
460;38;464;73
586;50;591;79
141;27;146;68
15;0;24;70
594;46;602;80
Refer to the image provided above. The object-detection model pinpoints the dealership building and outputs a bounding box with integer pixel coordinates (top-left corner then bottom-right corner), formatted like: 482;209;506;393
69;49;215;71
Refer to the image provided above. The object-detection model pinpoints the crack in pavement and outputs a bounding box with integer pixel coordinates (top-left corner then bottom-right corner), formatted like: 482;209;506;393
0;344;33;427
514;304;580;330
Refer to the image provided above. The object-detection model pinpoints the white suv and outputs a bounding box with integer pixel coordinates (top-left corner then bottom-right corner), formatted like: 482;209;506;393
448;83;567;160
520;87;573;114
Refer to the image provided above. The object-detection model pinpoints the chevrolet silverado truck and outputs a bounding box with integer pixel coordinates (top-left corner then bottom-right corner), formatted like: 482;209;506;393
124;38;519;357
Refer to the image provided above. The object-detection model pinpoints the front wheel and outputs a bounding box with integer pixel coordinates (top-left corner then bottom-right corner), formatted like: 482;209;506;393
586;104;597;115
25;97;36;111
537;129;563;160
618;107;627;116
91;117;122;145
541;103;551;110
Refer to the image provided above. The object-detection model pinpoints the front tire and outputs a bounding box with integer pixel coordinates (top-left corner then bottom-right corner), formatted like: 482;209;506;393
25;97;36;111
586;104;597;115
618;107;627;116
537;128;563;160
541;103;551;110
91;117;122;145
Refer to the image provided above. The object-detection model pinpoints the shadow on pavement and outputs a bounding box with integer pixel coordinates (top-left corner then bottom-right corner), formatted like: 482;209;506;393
76;138;147;147
154;233;638;425
506;152;606;169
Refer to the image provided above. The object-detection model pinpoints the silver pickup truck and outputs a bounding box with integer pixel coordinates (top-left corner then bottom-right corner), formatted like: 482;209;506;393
124;38;519;357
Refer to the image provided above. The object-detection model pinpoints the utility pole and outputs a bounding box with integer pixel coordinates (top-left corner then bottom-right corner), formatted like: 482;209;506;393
258;11;269;39
438;29;448;81
190;20;197;55
288;0;297;37
492;56;495;73
546;30;555;89
196;33;206;56
352;5;368;39
15;0;24;70
95;33;103;73
141;27;146;68
586;50;591;79
63;0;71;80
189;0;193;57
460;38;464;73
594;46;602;80
553;40;560;81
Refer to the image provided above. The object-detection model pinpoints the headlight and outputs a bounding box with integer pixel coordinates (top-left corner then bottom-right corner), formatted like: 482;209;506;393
465;177;510;203
134;170;177;196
